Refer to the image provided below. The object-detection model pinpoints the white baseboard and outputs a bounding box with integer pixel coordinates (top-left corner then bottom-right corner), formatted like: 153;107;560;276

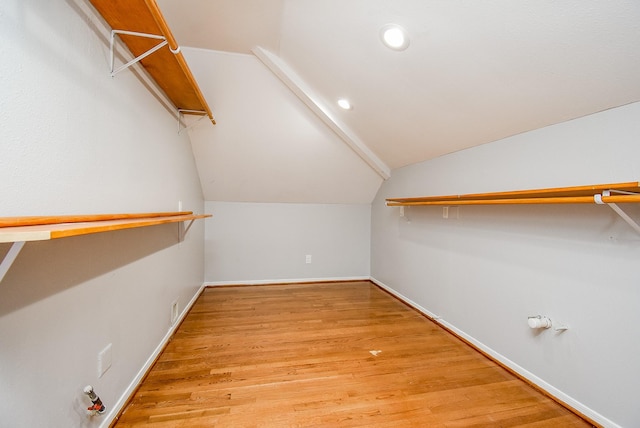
369;277;619;428
205;276;370;287
100;283;207;428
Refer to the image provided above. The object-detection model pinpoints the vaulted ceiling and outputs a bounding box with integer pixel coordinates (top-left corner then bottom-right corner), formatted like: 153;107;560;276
156;0;640;203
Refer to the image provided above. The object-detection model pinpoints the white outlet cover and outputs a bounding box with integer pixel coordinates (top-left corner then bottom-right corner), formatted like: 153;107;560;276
305;255;312;264
98;343;112;378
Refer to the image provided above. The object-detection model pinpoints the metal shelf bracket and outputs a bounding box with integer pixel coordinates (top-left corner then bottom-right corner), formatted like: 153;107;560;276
594;190;640;234
1;241;25;283
179;219;196;242
177;109;208;133
110;30;178;77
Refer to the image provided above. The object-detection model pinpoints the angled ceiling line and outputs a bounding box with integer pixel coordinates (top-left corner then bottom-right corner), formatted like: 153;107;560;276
251;46;391;180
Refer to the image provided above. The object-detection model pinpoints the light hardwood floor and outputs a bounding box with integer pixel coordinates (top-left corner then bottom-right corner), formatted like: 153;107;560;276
113;281;595;427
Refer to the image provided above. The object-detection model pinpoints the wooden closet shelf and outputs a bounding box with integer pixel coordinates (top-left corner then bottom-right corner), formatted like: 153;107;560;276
88;0;215;124
0;212;211;243
0;211;211;282
386;182;640;206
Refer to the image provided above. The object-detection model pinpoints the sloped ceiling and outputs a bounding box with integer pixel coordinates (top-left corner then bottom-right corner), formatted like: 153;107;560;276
157;0;640;203
182;49;383;204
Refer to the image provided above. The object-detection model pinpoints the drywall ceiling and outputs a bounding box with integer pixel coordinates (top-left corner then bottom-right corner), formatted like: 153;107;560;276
156;0;283;54
157;0;640;202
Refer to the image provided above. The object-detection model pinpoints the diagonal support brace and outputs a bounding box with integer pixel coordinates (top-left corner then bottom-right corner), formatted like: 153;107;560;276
604;202;640;235
179;219;196;242
594;190;640;235
177;109;208;133
110;30;177;77
1;241;25;283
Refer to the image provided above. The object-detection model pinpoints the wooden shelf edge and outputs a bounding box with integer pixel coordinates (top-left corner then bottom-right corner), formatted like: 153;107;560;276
0;213;212;243
386;182;640;206
0;211;194;228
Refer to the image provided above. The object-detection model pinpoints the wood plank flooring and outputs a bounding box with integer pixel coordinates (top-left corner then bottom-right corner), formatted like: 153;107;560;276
113;281;594;427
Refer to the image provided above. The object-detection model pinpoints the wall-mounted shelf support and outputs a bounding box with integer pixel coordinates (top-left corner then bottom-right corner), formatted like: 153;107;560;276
179;218;196;242
594;190;640;235
0;241;25;283
110;30;170;77
177;109;208;133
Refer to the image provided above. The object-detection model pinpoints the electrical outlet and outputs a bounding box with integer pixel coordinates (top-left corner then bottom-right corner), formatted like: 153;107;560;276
305;255;312;264
171;300;179;324
98;343;112;378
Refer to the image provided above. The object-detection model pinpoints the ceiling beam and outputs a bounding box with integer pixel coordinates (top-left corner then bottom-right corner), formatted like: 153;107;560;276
252;46;391;180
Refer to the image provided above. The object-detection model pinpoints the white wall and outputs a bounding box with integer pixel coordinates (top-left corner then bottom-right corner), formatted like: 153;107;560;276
0;1;206;426
371;102;640;428
205;202;370;284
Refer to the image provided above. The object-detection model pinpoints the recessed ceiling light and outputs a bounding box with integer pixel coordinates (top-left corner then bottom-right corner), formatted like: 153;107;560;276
337;98;352;110
380;24;410;51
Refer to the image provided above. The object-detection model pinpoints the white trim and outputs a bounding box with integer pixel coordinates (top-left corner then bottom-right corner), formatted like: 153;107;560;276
251;46;391;180
205;276;370;287
369;277;621;428
100;283;207;428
